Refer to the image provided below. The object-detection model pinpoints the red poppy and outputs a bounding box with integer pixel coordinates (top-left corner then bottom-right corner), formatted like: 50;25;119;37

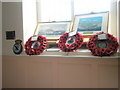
87;32;119;56
58;32;84;52
25;35;47;55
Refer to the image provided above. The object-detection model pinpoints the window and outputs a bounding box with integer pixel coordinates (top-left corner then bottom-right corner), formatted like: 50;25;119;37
37;0;111;22
74;0;110;15
35;0;118;46
37;0;72;22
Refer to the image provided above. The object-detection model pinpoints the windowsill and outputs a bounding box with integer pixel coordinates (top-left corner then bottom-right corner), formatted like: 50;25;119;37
47;38;89;44
3;49;120;58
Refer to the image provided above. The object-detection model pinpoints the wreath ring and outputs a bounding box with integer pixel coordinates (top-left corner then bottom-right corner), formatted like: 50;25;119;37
25;35;47;55
58;32;84;52
87;32;119;56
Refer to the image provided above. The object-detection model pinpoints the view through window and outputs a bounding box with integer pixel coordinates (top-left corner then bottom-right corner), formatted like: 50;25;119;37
37;0;111;22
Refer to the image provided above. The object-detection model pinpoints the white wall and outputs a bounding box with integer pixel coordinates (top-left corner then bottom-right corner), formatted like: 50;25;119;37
22;0;37;44
108;0;117;38
2;1;37;55
0;1;2;89
2;1;23;55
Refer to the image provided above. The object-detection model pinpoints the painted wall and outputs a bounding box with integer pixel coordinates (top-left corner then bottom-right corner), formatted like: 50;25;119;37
2;1;37;55
108;0;118;38
0;1;2;90
2;2;23;55
2;56;118;88
22;0;37;44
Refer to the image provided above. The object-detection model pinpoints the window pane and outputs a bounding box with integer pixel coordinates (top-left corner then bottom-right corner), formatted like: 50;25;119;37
37;0;111;22
38;0;72;22
74;0;111;15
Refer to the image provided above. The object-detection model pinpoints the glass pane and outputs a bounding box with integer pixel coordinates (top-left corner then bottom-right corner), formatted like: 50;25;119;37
74;0;111;15
39;0;72;22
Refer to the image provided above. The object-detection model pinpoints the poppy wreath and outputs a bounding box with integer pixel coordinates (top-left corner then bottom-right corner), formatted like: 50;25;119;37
87;32;119;56
25;35;47;55
58;32;84;52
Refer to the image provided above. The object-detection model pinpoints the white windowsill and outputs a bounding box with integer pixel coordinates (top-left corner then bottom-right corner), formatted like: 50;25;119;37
3;49;120;58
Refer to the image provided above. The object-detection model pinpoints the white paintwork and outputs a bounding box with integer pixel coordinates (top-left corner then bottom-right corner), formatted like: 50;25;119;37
22;0;37;44
108;0;117;37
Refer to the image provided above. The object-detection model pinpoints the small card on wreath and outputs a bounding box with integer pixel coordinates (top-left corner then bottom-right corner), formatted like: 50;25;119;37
69;32;76;37
31;36;38;41
98;33;107;40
